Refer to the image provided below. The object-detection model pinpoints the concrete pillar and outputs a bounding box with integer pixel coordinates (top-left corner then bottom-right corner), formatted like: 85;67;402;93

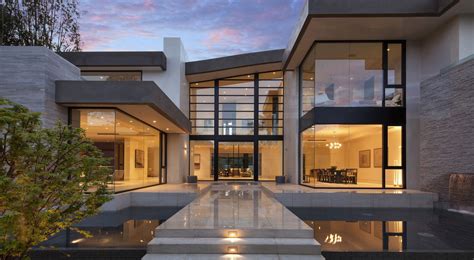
283;69;300;184
142;37;189;115
166;134;189;183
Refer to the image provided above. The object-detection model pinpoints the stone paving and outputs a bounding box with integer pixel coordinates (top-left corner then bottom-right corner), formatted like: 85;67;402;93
143;182;324;259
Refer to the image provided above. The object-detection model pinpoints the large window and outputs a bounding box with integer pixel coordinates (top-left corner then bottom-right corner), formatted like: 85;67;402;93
71;109;166;192
218;75;255;135
301;124;404;188
301;42;405;115
189;71;284;181
190;81;215;135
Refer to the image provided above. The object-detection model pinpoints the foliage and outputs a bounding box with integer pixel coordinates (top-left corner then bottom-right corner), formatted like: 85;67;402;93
0;0;81;51
0;99;111;259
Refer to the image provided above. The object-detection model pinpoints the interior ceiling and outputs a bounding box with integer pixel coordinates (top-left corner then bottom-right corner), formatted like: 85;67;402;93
302;125;383;141
186;63;282;83
285;0;474;70
66;104;186;134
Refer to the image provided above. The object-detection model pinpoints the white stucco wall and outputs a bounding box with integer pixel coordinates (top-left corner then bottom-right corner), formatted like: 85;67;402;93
142;37;190;183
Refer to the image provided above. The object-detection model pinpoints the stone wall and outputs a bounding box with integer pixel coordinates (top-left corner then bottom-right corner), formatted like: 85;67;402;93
420;57;474;202
0;46;80;127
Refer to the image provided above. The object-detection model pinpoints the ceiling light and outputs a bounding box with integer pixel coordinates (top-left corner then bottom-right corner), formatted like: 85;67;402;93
129;120;133;123
227;231;238;238
247;75;251;78
272;72;276;75
387;48;390;52
166;128;169;131
196;83;199;86
153;120;157;123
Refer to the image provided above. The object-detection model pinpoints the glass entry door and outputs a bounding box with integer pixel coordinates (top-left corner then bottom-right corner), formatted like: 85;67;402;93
217;142;254;180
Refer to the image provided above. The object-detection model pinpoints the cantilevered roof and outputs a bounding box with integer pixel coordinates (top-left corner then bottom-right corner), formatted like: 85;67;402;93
58;51;167;70
55;80;190;133
185;49;284;82
283;0;466;70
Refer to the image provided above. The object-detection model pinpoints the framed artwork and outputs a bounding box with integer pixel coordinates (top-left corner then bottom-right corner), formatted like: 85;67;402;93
194;154;201;170
135;149;144;168
359;221;372;234
374;148;382;168
359;150;371;168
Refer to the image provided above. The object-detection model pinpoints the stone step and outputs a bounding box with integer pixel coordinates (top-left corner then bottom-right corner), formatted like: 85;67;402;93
147;237;321;255
155;227;314;239
143;254;326;260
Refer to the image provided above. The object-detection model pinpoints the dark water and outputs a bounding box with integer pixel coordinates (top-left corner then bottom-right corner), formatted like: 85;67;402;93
290;207;474;253
34;207;474;260
38;207;180;249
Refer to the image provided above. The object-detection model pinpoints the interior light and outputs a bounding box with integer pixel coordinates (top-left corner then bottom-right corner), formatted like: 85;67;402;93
153;120;157;123
129;120;133;123
228;231;238;238
227;246;238;254
166;128;169;131
387;48;390;52
272;72;276;75
196;83;199;86
247;75;251;78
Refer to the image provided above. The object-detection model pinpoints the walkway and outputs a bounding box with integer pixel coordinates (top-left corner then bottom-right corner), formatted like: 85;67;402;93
142;182;324;259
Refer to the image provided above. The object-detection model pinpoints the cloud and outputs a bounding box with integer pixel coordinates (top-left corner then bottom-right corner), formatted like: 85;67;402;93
78;0;305;60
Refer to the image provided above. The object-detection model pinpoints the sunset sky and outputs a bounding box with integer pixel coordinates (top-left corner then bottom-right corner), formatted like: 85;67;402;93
79;0;304;61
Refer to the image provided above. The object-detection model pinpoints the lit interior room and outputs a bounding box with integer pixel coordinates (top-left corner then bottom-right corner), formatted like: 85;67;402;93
71;109;163;192
301;125;402;188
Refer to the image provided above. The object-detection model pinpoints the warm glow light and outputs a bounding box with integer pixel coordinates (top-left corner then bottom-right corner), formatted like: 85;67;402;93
71;238;84;244
153;120;157;123
166;128;170;131
227;246;238;254
228;231;238;238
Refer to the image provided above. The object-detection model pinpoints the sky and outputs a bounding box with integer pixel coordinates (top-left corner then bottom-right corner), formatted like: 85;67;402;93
79;0;305;61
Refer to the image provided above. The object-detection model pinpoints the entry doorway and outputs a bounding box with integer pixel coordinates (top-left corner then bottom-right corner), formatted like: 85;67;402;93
217;142;254;180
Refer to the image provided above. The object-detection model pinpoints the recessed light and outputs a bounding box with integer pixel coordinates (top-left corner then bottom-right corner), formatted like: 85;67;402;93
196;83;199;86
227;246;238;254
166;128;169;131
387;48;390;52
129;120;133;123
153;120;157;123
228;231;238;238
272;72;276;75
247;75;251;78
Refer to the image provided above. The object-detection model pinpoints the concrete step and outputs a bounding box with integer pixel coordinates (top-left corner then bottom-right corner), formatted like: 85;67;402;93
155;227;314;239
143;254;326;260
147;237;321;255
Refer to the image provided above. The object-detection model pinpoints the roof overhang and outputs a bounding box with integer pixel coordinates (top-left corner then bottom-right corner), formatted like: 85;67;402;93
55;81;191;133
58;51;167;71
283;0;470;70
185;49;284;82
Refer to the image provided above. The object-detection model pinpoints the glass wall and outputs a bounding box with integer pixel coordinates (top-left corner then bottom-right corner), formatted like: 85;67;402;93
190;81;215;135
258;71;284;135
218;142;254;180
71;108;165;192
81;71;141;81
302;43;383;109
301;125;383;188
301;41;405;115
189;71;284;181
218;75;255;135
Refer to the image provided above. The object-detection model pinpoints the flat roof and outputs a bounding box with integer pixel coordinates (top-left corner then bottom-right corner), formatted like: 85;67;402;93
58;51;167;70
55;80;191;133
185;49;284;82
283;0;462;70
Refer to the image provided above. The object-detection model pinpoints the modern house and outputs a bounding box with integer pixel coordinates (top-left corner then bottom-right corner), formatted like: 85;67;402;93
0;0;473;205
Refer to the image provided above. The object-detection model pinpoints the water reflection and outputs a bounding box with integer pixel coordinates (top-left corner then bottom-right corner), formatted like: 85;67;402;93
292;208;474;252
306;220;405;252
40;207;180;248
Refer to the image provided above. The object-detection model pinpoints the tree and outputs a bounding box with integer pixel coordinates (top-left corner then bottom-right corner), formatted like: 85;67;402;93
0;99;111;259
0;0;81;51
